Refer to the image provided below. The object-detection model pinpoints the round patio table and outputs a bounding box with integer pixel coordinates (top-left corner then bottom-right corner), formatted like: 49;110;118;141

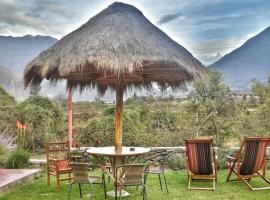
87;146;151;197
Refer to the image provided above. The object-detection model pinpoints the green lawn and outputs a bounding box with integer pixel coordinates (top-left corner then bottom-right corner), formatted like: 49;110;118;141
1;170;270;200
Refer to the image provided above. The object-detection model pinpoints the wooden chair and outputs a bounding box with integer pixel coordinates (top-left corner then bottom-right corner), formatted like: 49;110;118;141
45;141;73;191
226;136;270;190
116;164;149;200
185;138;217;191
68;162;107;200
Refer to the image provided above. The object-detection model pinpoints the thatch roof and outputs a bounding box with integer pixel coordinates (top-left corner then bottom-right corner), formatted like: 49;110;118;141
24;2;206;95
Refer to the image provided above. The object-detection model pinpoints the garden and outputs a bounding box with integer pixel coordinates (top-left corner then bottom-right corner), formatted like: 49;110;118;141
1;71;270;199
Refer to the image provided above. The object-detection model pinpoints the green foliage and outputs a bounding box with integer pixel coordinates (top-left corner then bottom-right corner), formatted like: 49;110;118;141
0;87;16;131
16;96;65;150
147;111;177;132
189;71;237;146
6;147;30;169
80;106;144;146
0;86;15;109
168;153;186;170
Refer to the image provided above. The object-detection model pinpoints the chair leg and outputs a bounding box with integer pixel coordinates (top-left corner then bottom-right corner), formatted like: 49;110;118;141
162;173;169;193
241;174;270;191
115;183;118;200
226;167;234;182
47;173;50;186
69;173;71;182
158;174;163;190
120;189;122;200
188;176;191;189
68;183;74;200
142;185;147;200
79;183;82;198
56;174;60;191
102;174;107;199
212;178;215;191
89;184;93;200
188;177;215;191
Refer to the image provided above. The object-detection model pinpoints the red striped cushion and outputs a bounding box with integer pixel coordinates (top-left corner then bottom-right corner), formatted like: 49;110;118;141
186;142;213;175
240;140;269;175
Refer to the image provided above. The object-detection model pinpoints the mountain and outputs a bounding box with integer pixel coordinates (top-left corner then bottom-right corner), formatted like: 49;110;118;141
210;26;270;90
0;64;27;100
0;35;57;100
0;35;57;74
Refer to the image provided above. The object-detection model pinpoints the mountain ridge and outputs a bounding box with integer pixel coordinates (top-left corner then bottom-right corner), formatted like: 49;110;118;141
210;26;270;89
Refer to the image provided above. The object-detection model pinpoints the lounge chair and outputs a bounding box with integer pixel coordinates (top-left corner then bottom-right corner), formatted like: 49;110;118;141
185;138;217;190
226;136;270;190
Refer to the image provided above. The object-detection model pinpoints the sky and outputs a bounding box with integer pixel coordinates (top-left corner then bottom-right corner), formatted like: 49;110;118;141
0;0;269;65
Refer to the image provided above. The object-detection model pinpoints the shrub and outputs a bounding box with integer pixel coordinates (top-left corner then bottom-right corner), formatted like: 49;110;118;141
6;148;30;169
168;153;186;170
216;147;237;169
16;96;65;150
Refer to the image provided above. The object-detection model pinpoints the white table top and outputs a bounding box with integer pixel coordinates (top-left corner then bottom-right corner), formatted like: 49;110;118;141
87;146;151;157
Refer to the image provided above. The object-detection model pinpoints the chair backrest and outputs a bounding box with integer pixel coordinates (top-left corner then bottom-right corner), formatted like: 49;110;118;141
239;137;270;175
45;141;70;161
117;164;149;185
185;138;214;175
70;163;89;183
144;150;171;172
45;141;70;171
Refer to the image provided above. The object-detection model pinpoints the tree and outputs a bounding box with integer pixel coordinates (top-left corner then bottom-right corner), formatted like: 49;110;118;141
0;86;15;109
189;71;236;146
0;87;16;132
16;96;65;150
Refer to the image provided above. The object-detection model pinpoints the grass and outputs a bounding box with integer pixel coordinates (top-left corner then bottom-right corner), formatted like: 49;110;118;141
1;170;270;200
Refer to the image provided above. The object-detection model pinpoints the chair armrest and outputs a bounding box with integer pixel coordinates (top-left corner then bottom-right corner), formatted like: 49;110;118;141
226;156;236;162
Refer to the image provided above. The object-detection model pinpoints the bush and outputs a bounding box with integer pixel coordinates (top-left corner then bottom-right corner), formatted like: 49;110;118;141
6;148;30;169
16;96;65;150
168;153;186;170
216;147;237;169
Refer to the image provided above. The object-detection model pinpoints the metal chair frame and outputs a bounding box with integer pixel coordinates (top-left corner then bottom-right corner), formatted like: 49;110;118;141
143;150;171;193
116;164;149;200
68;162;107;200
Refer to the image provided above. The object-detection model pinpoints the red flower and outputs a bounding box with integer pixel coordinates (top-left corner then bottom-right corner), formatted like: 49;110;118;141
16;120;21;129
23;125;27;131
74;141;80;149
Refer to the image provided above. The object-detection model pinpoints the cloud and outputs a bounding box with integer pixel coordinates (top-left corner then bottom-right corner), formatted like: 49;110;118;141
187;33;257;65
0;0;91;38
157;12;183;25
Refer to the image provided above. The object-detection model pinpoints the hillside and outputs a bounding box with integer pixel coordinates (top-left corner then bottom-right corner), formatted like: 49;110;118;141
0;35;57;74
210;26;270;90
0;65;27;100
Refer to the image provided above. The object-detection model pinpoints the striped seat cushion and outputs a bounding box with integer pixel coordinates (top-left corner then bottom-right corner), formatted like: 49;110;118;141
240;140;269;175
186;142;213;175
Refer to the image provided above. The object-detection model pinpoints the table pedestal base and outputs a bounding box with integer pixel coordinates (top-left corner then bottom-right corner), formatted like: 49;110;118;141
107;190;129;197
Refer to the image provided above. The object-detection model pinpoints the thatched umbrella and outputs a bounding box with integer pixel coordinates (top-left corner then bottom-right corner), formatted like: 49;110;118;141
24;2;206;151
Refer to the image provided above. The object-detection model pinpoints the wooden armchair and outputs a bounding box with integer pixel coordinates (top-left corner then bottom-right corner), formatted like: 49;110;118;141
185;138;217;191
226;136;270;190
45;141;73;190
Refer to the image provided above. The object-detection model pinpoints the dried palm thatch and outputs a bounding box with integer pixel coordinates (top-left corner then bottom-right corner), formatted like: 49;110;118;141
24;2;206;95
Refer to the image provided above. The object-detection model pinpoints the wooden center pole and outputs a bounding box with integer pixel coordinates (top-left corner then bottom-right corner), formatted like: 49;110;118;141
68;87;73;148
115;80;123;153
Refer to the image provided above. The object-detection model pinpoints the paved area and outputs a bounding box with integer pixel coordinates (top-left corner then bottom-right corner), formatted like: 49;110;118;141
0;169;40;197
